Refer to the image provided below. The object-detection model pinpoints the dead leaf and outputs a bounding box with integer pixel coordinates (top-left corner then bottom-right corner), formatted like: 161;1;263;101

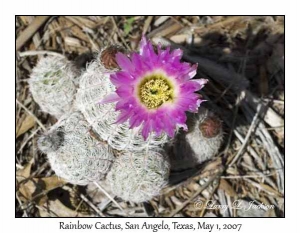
199;157;223;178
219;179;237;197
16;114;35;138
18;176;66;205
259;183;282;197
170;34;188;44
16;159;66;205
154;16;170;27
39;199;93;217
16;158;33;182
86;179;113;204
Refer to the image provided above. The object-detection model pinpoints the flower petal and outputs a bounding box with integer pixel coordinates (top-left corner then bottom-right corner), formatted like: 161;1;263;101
115;110;133;124
115;53;134;72
141;117;152;140
171;48;183;60
147;113;162;135
99;93;120;104
110;72;134;87
180;64;198;81
129;110;145;128
163;115;176;137
194;78;208;86
176;94;201;112
171;108;187;125
116;86;133;98
180;80;201;93
115;96;135;111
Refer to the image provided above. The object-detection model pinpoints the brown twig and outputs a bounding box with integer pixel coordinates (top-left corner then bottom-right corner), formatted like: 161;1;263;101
16;16;50;51
167;169;223;217
16;99;46;131
79;194;105;217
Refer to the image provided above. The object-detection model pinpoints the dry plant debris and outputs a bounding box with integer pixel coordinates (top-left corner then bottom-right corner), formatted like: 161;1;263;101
16;16;284;217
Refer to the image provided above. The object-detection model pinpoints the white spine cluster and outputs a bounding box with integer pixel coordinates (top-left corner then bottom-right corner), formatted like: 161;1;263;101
40;112;115;185
76;61;168;151
28;56;77;118
167;108;223;171
107;149;170;203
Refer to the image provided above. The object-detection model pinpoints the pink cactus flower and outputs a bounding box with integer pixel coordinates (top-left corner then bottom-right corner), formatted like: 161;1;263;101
101;37;207;140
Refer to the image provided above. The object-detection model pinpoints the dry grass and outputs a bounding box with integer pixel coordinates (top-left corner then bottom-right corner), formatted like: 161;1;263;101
16;16;284;217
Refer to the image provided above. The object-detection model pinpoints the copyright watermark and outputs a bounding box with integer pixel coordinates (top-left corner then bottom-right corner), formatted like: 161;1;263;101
194;199;275;213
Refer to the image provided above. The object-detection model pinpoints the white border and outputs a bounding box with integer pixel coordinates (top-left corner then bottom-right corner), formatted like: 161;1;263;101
2;1;299;232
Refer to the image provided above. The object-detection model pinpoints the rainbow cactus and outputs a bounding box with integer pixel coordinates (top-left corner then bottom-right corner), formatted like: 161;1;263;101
107;149;170;203
167;108;223;171
29;56;78;118
29;37;220;203
38;112;115;185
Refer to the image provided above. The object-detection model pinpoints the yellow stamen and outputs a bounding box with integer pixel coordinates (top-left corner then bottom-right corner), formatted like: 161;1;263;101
138;74;174;109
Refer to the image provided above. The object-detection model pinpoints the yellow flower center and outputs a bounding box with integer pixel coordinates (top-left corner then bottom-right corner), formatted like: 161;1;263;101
138;74;174;109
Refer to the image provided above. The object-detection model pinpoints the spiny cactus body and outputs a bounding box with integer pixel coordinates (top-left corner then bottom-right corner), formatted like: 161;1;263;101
167;108;223;171
39;112;115;185
29;56;77;118
76;61;168;151
107;150;170;203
